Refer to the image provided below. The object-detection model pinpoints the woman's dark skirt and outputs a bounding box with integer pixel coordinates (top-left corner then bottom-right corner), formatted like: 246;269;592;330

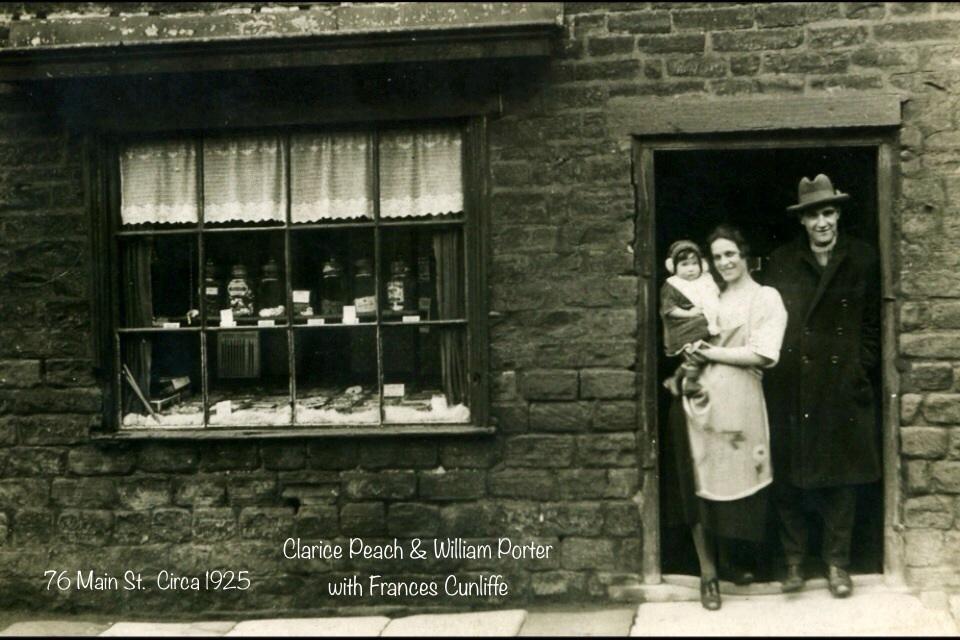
663;395;769;542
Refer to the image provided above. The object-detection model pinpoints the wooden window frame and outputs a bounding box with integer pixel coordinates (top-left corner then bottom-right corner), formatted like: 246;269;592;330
88;117;492;440
632;131;902;587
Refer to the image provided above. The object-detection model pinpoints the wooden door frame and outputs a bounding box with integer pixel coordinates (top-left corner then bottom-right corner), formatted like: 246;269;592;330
632;131;903;586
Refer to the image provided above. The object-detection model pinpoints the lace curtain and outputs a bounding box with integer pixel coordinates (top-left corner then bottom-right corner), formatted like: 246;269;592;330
291;132;373;222
203;135;287;224
120;141;198;226
119;128;462;225
380;128;463;218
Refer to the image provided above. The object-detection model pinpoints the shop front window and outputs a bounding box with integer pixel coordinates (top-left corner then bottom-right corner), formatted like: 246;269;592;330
113;124;477;430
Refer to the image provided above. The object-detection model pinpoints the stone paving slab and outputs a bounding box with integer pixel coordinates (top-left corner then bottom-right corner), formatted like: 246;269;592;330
225;616;390;636
99;621;237;636
381;610;527;637
519;609;636;636
630;591;958;637
0;620;113;636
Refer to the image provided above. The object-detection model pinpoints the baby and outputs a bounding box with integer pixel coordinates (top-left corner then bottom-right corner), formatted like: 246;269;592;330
660;239;720;396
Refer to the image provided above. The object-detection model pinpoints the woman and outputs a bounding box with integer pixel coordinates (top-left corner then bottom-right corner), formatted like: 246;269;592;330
666;225;787;611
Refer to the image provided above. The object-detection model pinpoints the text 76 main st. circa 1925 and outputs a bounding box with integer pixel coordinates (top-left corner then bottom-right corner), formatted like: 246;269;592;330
282;537;555;561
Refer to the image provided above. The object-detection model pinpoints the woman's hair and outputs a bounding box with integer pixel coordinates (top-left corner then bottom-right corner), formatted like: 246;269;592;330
706;224;751;287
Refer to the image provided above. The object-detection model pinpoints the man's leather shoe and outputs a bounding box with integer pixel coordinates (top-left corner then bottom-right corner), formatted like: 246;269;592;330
700;577;721;611
781;564;804;593
828;565;853;598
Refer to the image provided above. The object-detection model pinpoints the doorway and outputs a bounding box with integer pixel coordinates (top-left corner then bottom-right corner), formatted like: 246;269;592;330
640;140;888;582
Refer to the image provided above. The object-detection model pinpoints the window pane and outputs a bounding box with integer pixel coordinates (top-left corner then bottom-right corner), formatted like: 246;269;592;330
290;229;377;325
291;131;373;223
294;327;380;425
120;332;202;428
379;226;465;321
382;326;470;424
203;231;287;326
120;236;200;328
120;140;198;227
379;128;463;219
203;134;287;226
207;329;291;426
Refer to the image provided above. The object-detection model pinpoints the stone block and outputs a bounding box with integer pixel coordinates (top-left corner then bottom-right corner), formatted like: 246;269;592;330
541;503;604;536
529;570;589;597
808;75;884;91
875;20;960;42
762;51;848;74
294;505;339;539
308;440;360;470
489;470;559;500
592;401;637;432
113;510;151;545
587;36;635;58
901;394;923;425
902;427;949;459
580;369;635;400
504;435;576;468
0;478;49;506
387;503;440;537
491;403;529;434
340;502;387;537
0;358;41;387
12;508;53;544
755;2;840;27
419;470;486;501
280;482;339;506
0;416;15;445
904;495;955;529
608;11;671;34
948;429;960;459
907;363;954;391
138;442;200;473
359;439;437;469
636;34;706;54
520;369;579;401
923;394;960;424
14;414;92;445
673;7;754;31
3;446;64;475
152;508;191;543
712;28;803;52
227;476;279;506
173;476;226;507
604;501;641;536
342;471;416;501
240;507;295;540
0;388;100;414
189;508;237;543
576;433;637;467
904;530;944;567
907;460;931;494
261;442;306;470
67;445;136;475
43;358;96;387
528;403;591;433
57;509;113;545
200;444;259;472
931;461;960;492
439;439;500;468
561;537;616;570
116;477;171;510
440;502;502;538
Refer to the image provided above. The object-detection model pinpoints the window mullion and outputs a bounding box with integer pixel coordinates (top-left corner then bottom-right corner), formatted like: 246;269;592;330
372;129;384;427
284;133;296;426
197;135;210;429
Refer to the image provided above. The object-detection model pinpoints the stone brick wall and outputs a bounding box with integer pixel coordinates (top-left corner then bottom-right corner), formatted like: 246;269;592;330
0;0;959;615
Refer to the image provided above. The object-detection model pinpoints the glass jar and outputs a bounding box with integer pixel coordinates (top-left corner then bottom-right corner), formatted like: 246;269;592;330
258;258;284;311
353;258;376;317
387;259;414;312
226;264;256;317
202;259;224;316
319;257;345;317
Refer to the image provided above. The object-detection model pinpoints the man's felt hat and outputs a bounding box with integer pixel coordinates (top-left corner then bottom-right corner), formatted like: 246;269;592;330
786;173;850;213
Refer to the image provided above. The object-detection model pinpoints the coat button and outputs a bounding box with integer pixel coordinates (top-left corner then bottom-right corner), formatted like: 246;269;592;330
801;356;810;364
830;355;840;364
804;328;812;336
841;298;848;307
836;326;844;336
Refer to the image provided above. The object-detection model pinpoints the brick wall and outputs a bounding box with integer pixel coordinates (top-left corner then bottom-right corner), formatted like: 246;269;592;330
0;1;959;614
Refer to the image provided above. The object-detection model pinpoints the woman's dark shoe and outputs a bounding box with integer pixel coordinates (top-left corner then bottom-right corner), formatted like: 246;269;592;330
700;577;721;611
781;564;804;593
730;569;755;586
827;565;853;598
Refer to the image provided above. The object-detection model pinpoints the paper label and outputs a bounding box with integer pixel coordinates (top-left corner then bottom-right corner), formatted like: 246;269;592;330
402;315;420;323
258;319;276;327
293;290;311;304
354;296;376;314
307;318;326;326
220;321;237;328
220;309;234;324
342;305;357;324
215;400;232;416
384;383;405;398
205;286;219;296
162;322;180;329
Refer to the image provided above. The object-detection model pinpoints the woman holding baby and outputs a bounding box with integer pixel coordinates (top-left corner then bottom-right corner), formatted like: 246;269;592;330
661;225;787;611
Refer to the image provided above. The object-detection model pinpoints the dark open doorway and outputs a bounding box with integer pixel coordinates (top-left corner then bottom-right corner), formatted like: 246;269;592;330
653;144;884;581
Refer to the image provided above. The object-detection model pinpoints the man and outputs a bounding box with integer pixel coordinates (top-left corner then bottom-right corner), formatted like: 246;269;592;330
763;174;881;598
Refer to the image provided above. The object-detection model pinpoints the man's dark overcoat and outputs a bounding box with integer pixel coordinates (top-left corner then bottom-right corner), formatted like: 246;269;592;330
762;233;882;489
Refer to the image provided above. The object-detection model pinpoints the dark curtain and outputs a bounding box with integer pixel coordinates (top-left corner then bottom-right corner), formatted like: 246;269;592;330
123;238;154;413
433;230;467;406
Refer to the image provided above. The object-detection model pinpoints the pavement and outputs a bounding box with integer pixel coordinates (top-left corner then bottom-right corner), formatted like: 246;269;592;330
1;578;958;637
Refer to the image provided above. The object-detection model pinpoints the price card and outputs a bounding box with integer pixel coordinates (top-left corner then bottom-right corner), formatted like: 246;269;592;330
257;319;276;327
384;383;405;398
293;290;311;304
307;318;326;326
402;315;421;323
215;400;232;416
162;322;180;329
220;309;234;324
205;286;219;296
342;305;358;324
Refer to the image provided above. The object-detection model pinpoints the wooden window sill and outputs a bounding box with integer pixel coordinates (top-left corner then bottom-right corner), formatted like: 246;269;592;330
92;424;495;441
